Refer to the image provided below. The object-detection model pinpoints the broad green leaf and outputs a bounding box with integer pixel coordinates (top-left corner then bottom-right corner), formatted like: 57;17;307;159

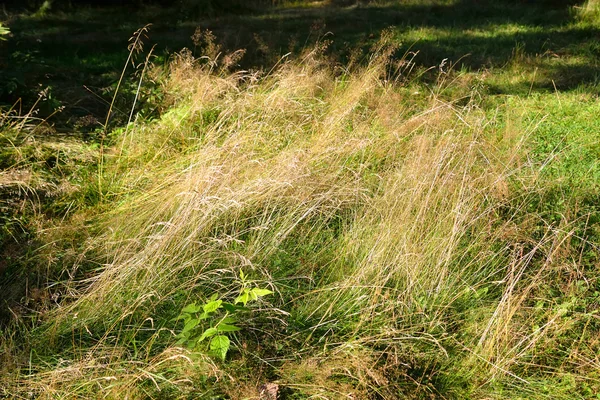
251;288;273;298
222;316;237;324
203;300;223;314
239;270;245;281
210;335;230;361
198;327;218;342
181;303;202;313
181;318;200;335
197;312;209;320
175;329;190;339
235;290;250;306
217;323;241;332
210;293;219;301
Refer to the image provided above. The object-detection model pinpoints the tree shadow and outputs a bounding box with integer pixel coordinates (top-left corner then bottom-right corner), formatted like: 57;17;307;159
1;0;597;125
201;0;597;92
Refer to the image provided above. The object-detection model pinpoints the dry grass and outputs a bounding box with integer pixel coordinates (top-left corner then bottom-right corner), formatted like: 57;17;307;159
1;35;598;398
576;0;600;24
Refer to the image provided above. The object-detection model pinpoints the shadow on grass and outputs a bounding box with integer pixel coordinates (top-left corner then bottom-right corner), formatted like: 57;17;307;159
1;0;597;127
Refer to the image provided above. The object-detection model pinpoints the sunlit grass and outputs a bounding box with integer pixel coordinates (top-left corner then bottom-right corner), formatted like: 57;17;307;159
1;1;600;398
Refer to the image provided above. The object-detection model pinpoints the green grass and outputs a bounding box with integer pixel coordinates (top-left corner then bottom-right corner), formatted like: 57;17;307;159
1;0;600;398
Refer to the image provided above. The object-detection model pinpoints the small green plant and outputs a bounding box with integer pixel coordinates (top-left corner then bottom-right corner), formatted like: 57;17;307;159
174;271;273;361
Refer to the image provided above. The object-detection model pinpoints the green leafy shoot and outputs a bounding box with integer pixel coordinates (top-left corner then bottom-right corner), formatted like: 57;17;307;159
235;287;273;306
174;272;273;361
209;335;230;361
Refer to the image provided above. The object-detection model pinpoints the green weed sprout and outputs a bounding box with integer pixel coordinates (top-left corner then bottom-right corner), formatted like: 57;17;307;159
174;270;273;361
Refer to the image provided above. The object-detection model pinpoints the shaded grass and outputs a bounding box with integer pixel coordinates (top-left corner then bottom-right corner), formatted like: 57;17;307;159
1;0;599;130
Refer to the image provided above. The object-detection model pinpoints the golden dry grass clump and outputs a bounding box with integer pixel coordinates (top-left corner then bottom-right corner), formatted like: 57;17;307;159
4;38;594;399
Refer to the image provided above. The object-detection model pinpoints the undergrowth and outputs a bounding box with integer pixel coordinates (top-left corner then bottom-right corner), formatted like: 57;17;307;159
1;24;599;400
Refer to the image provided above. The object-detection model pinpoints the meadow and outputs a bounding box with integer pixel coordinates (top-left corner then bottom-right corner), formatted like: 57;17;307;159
1;0;600;398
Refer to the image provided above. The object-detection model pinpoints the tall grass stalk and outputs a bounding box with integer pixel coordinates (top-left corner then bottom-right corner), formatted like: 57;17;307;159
99;24;152;200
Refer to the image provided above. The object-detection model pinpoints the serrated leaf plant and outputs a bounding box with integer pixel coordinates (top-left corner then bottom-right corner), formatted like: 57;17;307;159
174;270;273;361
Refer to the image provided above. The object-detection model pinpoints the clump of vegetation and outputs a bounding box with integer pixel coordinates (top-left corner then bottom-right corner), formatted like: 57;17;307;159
576;0;600;24
1;1;600;398
174;270;273;361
